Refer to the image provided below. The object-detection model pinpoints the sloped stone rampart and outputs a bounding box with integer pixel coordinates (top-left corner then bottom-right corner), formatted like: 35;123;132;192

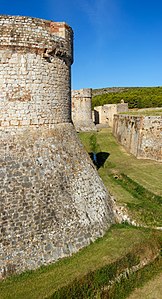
113;114;162;161
0;15;114;278
0;124;114;277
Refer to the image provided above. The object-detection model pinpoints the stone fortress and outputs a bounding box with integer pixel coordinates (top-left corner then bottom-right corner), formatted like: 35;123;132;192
0;14;161;279
0;15;115;278
72;89;162;162
71;88;96;132
93;101;128;128
71;90;129;130
113;114;162;161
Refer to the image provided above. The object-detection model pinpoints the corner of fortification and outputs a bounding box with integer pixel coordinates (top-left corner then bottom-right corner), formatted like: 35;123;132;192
0;15;114;278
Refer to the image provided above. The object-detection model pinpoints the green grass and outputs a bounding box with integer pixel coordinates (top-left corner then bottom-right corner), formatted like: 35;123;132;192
50;246;162;299
92;86;162;109
79;129;162;226
110;173;162;226
127;272;162;299
0;226;161;299
100;256;162;299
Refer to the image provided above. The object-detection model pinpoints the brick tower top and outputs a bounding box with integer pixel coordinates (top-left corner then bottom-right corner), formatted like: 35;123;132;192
0;15;73;128
0;15;73;63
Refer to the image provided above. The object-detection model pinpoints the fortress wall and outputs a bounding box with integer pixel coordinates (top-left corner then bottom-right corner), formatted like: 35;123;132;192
0;124;114;277
139;116;162;161
0;16;73;127
116;103;129;113
71;88;96;131
94;105;116;126
94;103;128;127
0;16;114;278
104;104;117;127
93;106;104;125
113;114;162;161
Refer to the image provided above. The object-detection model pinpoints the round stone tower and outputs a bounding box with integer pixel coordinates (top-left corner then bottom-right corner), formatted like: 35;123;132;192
72;88;96;131
0;15;114;278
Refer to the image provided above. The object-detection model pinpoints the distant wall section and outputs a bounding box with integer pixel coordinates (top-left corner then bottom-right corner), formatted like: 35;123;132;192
72;88;96;131
94;103;128;127
113;114;162;161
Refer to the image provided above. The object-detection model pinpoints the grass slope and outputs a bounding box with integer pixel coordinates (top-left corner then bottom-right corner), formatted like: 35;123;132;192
127;272;162;299
0;226;161;299
79;129;162;226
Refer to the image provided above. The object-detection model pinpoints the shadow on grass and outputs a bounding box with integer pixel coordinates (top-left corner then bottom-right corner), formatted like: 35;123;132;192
89;152;110;169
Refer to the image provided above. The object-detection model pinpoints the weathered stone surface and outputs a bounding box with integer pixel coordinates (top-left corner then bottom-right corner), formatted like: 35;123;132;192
71;88;96;132
0;15;114;278
0;124;114;276
113;114;162;161
94;103;128;127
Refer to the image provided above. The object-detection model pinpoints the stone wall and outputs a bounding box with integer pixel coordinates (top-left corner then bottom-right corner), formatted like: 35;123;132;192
71;88;96;131
113;114;162;161
94;103;128;127
0;15;114;278
0;15;73;127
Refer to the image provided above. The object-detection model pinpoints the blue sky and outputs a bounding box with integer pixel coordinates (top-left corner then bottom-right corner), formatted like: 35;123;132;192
1;0;162;89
